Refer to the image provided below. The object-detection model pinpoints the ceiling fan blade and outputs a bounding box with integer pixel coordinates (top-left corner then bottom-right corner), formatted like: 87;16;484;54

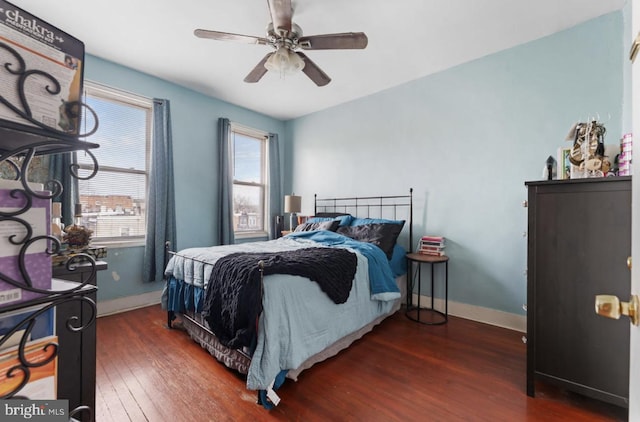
296;52;331;87
194;29;267;45
298;32;368;50
244;53;274;83
267;0;292;35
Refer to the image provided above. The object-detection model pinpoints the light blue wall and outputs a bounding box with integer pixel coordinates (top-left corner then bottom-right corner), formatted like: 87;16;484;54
285;12;625;315
83;55;286;301
623;1;632;133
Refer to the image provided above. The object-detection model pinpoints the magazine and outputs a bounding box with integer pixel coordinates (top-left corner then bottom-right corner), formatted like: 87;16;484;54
0;0;84;136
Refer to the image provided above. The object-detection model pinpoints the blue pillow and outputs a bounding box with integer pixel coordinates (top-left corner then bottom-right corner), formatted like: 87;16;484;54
350;217;405;226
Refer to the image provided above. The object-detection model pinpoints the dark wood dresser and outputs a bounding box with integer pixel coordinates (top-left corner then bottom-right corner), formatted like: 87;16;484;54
525;177;631;408
53;260;108;285
51;261;106;420
52;279;97;422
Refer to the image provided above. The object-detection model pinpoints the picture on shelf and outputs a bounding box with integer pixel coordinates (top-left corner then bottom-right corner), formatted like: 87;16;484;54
557;147;572;180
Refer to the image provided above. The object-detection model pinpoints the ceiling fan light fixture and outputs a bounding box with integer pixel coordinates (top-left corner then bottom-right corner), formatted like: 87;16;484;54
195;1;366;85
264;47;305;76
287;50;305;72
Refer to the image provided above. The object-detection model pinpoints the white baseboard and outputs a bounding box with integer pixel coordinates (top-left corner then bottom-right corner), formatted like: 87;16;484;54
97;290;162;317
411;293;526;333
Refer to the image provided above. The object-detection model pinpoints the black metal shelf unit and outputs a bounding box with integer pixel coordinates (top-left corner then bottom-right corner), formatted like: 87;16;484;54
0;42;100;421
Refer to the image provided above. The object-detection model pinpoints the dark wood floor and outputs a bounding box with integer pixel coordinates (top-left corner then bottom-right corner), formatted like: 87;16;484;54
95;305;627;421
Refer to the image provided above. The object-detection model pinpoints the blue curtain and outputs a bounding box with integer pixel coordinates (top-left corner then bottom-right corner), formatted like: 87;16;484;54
143;99;176;283
267;133;282;239
218;118;234;245
218;120;281;242
48;153;78;227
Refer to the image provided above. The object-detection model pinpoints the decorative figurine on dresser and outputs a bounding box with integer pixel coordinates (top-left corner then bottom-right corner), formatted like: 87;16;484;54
0;2;101;420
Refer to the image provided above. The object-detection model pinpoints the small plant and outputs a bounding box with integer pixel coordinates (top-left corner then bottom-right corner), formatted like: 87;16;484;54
63;224;93;249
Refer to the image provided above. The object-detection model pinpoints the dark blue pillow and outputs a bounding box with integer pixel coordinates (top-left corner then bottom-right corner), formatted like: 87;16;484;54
337;222;404;259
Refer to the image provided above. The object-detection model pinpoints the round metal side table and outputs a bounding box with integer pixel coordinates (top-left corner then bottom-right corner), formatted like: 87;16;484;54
406;252;449;325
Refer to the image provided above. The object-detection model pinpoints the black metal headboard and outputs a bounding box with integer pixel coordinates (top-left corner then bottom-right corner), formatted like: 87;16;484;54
314;188;413;253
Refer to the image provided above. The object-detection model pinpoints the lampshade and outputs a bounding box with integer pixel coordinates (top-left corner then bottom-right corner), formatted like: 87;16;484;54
284;195;301;214
265;47;305;76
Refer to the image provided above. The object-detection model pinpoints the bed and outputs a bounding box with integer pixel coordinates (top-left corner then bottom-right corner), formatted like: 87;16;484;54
162;191;413;407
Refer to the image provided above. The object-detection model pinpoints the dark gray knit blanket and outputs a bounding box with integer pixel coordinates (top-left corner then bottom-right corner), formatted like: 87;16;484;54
202;247;357;349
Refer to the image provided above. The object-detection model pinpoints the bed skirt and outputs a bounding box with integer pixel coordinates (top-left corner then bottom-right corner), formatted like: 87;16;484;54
173;274;406;382
179;311;252;374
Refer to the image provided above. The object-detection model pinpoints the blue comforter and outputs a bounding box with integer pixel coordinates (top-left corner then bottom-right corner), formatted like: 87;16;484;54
286;231;400;301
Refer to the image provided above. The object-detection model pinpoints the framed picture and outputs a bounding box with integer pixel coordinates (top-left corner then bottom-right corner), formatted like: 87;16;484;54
557;147;572;180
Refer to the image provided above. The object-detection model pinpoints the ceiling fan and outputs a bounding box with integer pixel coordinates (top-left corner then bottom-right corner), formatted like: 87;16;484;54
194;0;368;86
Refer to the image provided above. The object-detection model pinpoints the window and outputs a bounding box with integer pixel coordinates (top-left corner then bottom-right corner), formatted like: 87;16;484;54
77;82;152;245
231;124;268;237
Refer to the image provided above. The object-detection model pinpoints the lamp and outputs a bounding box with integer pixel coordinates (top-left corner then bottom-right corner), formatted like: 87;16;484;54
284;194;302;230
265;47;305;77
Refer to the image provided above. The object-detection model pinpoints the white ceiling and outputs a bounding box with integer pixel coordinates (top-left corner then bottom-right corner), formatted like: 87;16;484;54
9;0;626;121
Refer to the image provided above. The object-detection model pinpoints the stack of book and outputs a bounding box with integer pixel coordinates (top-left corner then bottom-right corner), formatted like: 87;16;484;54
418;235;446;256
